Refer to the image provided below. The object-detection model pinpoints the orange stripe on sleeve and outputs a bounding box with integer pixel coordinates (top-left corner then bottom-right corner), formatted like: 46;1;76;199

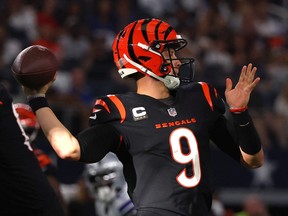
199;82;214;111
116;135;123;151
94;99;111;113
214;88;218;98
108;95;126;123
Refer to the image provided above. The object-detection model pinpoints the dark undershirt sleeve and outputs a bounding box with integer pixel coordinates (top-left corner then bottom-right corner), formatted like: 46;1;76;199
210;115;242;163
76;124;121;163
211;106;262;163
225;109;262;155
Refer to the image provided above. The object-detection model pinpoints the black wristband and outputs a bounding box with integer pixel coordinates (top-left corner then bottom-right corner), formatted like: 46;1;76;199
231;110;251;126
232;110;262;155
28;97;50;113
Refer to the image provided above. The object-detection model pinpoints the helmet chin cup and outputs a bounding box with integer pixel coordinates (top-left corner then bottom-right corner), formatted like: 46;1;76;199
162;75;180;89
147;70;180;89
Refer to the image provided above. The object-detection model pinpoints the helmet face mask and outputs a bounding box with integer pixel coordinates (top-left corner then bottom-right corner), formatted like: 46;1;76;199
178;57;196;84
112;18;195;89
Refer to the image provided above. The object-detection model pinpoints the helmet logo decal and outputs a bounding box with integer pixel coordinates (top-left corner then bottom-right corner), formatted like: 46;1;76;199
154;21;162;40
128;21;142;65
141;18;151;43
138;56;151;62
164;26;173;40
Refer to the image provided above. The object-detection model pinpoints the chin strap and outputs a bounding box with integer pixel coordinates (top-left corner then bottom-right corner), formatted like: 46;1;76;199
146;71;180;90
123;54;180;90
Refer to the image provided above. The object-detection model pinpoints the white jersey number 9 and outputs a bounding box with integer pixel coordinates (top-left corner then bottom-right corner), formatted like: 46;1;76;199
169;127;201;188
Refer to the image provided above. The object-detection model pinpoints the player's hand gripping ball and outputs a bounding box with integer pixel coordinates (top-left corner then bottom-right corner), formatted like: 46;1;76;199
11;45;58;89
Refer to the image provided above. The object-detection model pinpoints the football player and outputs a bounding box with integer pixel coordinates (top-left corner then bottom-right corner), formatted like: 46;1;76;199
21;18;264;216
14;103;67;215
84;152;136;216
0;83;65;216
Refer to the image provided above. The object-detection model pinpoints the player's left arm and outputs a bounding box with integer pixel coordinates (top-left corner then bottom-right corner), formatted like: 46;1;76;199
224;63;264;168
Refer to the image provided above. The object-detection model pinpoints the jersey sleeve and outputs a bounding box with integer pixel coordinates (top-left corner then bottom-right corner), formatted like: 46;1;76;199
88;94;126;126
210;115;242;162
77;94;125;163
197;82;226;114
77;123;122;163
210;97;261;162
196;82;242;162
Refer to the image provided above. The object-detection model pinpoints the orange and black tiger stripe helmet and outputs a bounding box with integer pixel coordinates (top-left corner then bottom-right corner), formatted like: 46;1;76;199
112;18;188;79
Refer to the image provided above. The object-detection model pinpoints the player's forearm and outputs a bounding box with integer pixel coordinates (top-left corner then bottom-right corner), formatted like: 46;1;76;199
231;110;264;168
35;107;80;160
240;148;264;168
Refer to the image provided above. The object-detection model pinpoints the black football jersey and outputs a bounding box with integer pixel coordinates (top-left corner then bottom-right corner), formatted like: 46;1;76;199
81;82;242;216
0;84;64;216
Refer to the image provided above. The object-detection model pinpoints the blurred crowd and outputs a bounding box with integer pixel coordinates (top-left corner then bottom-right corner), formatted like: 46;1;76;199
0;0;288;147
0;0;287;149
0;0;288;215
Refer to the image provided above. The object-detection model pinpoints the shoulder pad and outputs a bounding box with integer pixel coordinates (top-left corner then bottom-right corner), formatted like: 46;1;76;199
197;82;225;113
89;94;126;126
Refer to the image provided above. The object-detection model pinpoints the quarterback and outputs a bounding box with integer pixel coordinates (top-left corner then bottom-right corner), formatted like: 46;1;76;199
21;18;264;216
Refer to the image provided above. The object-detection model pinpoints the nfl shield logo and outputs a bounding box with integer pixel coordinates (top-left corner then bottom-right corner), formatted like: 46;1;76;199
167;107;177;117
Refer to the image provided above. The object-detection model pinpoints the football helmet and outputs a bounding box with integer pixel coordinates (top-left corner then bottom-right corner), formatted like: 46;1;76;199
112;18;195;89
14;103;40;142
84;154;136;215
84;153;126;203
